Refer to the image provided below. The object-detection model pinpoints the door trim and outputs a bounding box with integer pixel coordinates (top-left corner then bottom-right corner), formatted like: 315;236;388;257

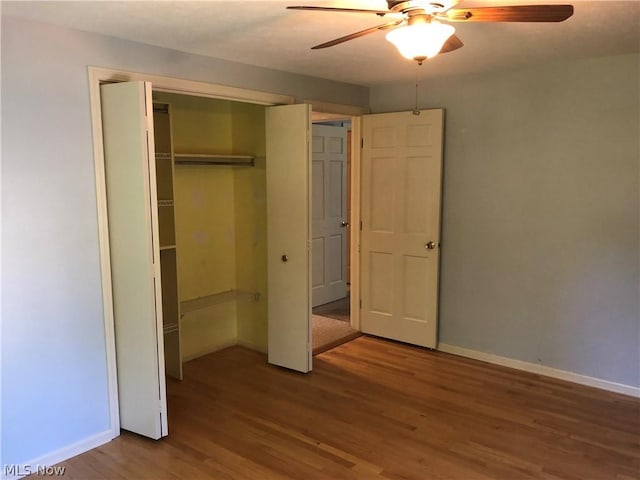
349;117;362;331
88;66;364;439
306;99;368;118
90;66;294;105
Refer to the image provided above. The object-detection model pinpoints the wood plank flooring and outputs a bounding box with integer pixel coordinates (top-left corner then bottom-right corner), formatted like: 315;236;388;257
37;336;639;479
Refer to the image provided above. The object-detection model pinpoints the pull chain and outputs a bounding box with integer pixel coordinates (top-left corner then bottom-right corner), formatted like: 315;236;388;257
413;63;421;116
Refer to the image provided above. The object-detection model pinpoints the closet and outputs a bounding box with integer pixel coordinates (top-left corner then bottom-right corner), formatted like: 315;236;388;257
100;79;313;440
152;92;269;364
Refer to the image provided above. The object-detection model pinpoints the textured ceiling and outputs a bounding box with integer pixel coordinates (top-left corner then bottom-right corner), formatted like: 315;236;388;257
3;0;639;86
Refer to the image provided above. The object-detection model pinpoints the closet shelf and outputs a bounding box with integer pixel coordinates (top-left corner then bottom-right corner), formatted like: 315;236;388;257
180;289;260;316
160;244;177;251
155;153;172;160
174;153;255;167
158;199;174;207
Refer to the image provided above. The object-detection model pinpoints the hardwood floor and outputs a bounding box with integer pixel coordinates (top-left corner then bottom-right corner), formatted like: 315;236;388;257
39;336;639;479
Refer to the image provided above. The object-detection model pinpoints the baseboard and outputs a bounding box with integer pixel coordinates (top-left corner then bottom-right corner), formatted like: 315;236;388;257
182;340;237;363
2;429;114;480
235;339;267;354
437;343;640;398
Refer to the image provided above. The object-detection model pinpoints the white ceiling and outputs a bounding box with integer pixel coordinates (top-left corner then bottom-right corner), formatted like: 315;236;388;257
3;0;639;86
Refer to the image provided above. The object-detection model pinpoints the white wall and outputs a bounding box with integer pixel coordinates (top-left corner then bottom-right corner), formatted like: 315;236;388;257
371;53;640;388
0;15;369;470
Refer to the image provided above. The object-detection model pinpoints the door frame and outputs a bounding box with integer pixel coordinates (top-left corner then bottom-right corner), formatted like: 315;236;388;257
307;101;363;332
88;66;365;439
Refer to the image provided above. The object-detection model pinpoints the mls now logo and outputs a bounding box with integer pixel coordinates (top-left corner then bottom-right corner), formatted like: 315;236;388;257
3;464;66;477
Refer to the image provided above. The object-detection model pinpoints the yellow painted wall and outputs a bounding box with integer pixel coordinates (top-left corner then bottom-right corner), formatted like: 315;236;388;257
155;93;238;358
153;92;268;358
232;102;268;352
164;94;233;154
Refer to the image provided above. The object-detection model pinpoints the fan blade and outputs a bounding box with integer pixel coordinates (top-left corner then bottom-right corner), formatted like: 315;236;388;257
438;34;464;54
445;4;573;22
287;6;390;16
311;20;404;49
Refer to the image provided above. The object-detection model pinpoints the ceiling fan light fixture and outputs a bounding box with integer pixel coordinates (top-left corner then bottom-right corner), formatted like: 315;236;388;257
385;21;455;63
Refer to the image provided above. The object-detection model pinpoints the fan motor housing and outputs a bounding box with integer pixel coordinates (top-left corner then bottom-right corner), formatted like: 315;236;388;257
386;1;452;14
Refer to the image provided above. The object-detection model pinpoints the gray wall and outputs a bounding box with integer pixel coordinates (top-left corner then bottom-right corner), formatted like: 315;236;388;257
371;53;640;387
0;15;368;468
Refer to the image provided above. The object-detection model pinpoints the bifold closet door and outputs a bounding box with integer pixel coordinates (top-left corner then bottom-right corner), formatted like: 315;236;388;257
266;104;312;373
101;81;168;439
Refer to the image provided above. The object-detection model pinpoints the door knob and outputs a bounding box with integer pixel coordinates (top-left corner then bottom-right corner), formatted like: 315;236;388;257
341;221;350;228
281;254;289;262
425;241;437;250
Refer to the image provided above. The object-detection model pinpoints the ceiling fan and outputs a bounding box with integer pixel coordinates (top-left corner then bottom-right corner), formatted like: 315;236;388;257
286;1;574;64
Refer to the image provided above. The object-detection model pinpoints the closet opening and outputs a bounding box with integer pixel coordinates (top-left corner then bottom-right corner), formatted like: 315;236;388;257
92;66;366;440
151;91;270;367
152;93;362;365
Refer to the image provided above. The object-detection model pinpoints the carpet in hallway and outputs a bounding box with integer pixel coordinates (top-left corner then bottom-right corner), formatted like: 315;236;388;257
312;295;350;322
312;314;360;355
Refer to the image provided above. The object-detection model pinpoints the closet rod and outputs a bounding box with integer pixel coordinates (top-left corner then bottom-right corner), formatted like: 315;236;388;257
174;153;255;167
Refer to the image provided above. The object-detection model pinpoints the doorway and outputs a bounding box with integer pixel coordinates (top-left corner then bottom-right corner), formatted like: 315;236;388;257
310;118;360;354
151;91;270;363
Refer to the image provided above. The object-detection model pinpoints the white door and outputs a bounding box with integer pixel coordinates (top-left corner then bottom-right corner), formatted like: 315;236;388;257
266;104;312;373
101;81;168;439
311;124;348;307
360;109;444;348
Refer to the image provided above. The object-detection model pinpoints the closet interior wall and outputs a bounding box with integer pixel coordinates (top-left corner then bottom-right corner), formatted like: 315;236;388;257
153;92;268;361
